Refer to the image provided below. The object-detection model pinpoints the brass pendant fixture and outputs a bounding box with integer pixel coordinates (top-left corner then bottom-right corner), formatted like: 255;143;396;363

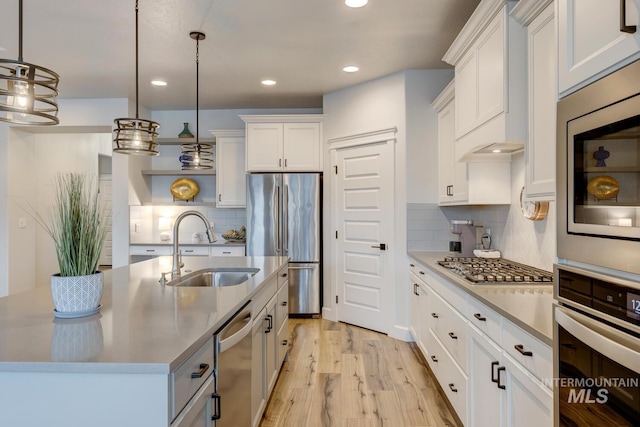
113;0;160;156
180;32;213;170
0;0;60;125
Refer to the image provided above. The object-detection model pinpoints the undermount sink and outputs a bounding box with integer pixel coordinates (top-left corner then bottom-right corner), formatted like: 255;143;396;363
167;268;260;287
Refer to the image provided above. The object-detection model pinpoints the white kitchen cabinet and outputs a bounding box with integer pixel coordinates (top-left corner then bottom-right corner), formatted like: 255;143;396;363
442;0;527;162
469;325;504;427
557;0;640;98
210;246;245;256
409;273;420;342
171;376;214;427
512;0;557;200
250;306;266;427
433;80;512;206
241;115;324;172
210;130;246;208
502;354;553;427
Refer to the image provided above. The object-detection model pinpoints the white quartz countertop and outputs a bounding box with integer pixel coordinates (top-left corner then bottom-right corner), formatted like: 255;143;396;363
0;255;288;374
408;251;554;345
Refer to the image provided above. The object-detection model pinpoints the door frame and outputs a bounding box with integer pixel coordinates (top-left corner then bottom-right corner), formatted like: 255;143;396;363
327;127;397;332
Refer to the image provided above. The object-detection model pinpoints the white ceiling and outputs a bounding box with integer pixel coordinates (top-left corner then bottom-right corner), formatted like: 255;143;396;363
0;0;480;111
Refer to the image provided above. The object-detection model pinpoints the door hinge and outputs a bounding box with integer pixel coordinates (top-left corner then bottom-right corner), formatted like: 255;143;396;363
334;165;338;175
335;230;338;239
336;295;339;304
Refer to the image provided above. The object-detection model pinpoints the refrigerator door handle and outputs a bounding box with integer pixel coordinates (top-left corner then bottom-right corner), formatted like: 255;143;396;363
288;266;315;270
284;184;289;253
275;185;281;253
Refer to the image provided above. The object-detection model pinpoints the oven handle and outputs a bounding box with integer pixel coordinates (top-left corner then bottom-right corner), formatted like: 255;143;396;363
555;306;640;374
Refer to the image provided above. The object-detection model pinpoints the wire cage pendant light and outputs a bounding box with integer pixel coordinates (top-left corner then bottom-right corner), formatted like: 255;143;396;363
180;32;213;170
0;0;60;125
113;0;160;156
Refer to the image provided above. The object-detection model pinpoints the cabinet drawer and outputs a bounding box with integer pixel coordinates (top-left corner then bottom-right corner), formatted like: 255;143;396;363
502;319;552;385
276;279;289;332
277;266;289;288
180;246;210;256
130;245;172;256
210;246;245;256
422;270;467;316
253;277;277;313
171;336;215;420
431;291;468;372
467;297;501;345
277;317;289;368
426;329;468;425
409;261;424;278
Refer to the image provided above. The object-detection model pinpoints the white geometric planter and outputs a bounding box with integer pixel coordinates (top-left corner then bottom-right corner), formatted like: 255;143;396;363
51;272;103;316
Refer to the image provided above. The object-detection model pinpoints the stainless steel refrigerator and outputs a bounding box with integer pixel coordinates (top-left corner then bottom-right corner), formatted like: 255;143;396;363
246;173;321;315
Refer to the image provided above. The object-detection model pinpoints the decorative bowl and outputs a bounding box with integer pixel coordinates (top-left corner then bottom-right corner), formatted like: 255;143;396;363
170;178;199;200
587;176;620;200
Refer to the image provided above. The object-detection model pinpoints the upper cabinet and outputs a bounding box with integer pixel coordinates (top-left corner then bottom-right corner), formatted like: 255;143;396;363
442;0;527;162
240;115;324;172
557;0;640;98
210;130;246;208
512;0;557;200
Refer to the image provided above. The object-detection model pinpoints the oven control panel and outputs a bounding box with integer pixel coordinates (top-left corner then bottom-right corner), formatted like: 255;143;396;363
557;267;640;326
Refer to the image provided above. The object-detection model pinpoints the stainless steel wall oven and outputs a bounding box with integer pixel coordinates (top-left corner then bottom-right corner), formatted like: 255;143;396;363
554;264;640;426
557;59;640;274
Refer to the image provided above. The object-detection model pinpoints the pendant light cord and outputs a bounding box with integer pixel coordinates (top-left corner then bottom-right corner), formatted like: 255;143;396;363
18;0;23;62
196;36;200;146
135;0;140;119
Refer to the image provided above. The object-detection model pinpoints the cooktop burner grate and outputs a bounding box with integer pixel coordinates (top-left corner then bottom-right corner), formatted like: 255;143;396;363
437;256;553;284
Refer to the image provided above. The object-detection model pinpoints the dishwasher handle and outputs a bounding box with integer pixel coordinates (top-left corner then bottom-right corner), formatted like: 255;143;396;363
218;309;252;354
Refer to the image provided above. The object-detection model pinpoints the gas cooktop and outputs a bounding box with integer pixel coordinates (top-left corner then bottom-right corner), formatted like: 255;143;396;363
437;256;553;284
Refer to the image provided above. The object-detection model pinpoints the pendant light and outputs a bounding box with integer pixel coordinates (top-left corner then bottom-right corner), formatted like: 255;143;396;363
113;0;160;156
179;32;213;170
0;0;60;125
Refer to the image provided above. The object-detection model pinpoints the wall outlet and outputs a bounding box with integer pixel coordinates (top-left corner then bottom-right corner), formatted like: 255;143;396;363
135;223;141;233
18;218;27;229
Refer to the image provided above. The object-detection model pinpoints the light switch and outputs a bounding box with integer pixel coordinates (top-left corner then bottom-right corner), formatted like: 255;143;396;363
18;218;27;229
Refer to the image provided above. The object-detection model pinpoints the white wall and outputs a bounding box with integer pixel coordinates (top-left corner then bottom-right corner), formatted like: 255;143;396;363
0;122;9;297
322;70;451;340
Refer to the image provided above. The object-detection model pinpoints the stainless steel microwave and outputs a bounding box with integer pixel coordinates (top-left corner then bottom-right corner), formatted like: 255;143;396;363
557;60;640;275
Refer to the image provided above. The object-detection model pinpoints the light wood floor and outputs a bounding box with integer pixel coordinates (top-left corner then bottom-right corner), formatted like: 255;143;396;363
260;318;460;427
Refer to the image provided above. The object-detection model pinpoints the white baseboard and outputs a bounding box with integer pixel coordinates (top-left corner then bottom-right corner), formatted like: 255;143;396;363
389;324;413;342
321;306;336;322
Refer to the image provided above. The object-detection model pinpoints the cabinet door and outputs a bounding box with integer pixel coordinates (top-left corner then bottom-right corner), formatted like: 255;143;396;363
409;274;420;341
558;0;640;97
171;376;214;427
468;326;504;427
417;284;430;357
502;354;553;427
216;135;246;207
283;122;321;171
246;123;283;172
438;99;456;204
265;296;278;395
251;308;266;427
526;4;556;200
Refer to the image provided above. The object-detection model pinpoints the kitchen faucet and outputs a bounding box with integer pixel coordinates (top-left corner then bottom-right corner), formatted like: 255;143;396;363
171;211;216;279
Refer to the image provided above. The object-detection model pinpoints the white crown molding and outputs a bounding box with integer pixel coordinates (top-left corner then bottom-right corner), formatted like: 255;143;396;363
431;79;455;111
239;114;325;123
510;0;554;26
328;127;397;150
442;0;514;66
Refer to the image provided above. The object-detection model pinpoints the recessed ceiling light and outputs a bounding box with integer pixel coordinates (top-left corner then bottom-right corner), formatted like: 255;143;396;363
151;80;167;86
492;149;502;153
345;0;368;7
261;79;277;86
343;66;359;73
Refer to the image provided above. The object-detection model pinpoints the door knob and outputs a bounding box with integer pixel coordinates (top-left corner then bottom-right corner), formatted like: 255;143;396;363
371;243;386;250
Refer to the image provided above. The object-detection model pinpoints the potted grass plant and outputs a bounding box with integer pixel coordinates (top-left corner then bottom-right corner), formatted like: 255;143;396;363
42;173;108;318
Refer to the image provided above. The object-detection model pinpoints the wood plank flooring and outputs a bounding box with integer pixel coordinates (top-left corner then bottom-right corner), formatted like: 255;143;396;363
260;319;460;427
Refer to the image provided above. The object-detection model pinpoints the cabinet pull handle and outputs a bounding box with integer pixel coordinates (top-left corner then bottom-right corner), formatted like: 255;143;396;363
497;366;506;389
448;332;458;340
514;344;533;357
474;313;486;322
282;272;288;277
491;361;499;383
281;301;288;306
222;251;231;254
191;363;210;379
211;392;221;420
285;158;288;167
184;250;194;253
218;194;222;202
410;263;415;267
620;0;637;33
145;249;155;252
279;158;282;167
431;355;438;363
282;340;289;346
448;383;458;393
265;314;273;333
419;271;425;275
431;312;439;319
413;283;418;296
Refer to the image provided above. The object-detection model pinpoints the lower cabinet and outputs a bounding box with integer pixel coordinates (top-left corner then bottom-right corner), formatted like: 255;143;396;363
171;376;215;427
251;266;289;427
409;261;552;427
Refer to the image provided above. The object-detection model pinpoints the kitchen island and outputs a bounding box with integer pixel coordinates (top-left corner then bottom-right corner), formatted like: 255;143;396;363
0;255;288;427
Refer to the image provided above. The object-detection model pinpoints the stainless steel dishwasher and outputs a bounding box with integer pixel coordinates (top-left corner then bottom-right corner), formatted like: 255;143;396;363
213;302;252;427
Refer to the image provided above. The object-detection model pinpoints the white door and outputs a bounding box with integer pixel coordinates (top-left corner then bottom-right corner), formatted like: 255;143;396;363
334;141;393;333
98;175;112;267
